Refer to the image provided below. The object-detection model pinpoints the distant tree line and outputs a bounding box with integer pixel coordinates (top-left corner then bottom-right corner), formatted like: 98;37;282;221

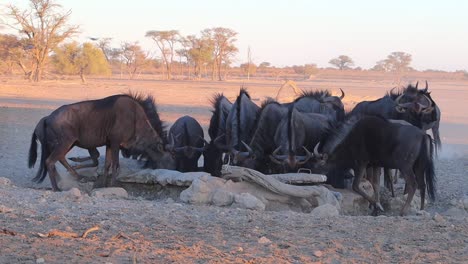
0;0;465;82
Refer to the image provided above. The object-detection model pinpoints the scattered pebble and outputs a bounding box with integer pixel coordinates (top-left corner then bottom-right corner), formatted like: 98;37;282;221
313;250;323;258
258;236;271;244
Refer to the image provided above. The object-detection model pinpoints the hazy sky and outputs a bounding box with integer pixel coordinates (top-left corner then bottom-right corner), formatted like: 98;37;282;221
6;0;468;71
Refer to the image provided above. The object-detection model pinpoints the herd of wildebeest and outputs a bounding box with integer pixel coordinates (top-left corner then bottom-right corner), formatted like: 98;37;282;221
27;81;441;215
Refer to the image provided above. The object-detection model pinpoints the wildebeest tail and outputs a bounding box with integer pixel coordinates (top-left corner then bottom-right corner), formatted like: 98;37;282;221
32;120;49;183
28;132;38;168
422;134;436;201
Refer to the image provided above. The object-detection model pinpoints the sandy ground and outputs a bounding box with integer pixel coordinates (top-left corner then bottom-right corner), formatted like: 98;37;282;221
0;77;467;263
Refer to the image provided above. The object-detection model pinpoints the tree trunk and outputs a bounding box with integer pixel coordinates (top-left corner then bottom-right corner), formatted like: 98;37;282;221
79;68;87;84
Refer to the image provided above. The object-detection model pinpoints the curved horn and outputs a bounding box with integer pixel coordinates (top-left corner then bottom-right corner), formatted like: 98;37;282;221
213;134;230;151
313;142;322;158
269;146;287;164
339;88;345;100
296;147;313;165
415;81;419;89
394;93;404;104
423;80;429;93
241;140;253;154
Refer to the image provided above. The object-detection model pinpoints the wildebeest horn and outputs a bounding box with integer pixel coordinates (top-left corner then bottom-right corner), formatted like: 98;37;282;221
165;133;175;152
213;134;230;151
313;142;325;159
296;147;313;165
339;88;345;100
269;146;287;165
241;140;253;154
415;81;419;89
423;80;429;93
394;93;404;104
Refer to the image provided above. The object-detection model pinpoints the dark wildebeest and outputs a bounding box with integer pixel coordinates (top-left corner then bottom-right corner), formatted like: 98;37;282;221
225;88;260;164
313;115;437;216
28;94;171;191
203;93;232;176
289;89;345;122
268;105;332;172
166;115;204;172
234;98;288;173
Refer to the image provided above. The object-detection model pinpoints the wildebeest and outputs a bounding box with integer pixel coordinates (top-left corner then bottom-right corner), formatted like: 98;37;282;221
289;89;345;122
203;93;232;176
234;98;288;173
28;94;171;191
268;106;332;172
166;115;204;172
349;82;441;152
225;88;260;161
28;116;101;180
313;115;437;216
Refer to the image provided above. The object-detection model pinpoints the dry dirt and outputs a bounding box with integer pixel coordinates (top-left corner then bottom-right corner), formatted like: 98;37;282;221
1;77;467;263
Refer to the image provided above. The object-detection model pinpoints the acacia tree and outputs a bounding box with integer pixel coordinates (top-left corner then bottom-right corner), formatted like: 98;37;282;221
372;52;412;72
186;34;213;79
202;27;238;81
145;30;179;80
120;42;149;79
329;55;354;70
52;42;110;83
3;0;79;81
0;34;23;74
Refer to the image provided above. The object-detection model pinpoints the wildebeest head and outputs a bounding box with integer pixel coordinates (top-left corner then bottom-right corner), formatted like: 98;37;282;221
226;88;260;161
393;81;433;115
269;106;314;170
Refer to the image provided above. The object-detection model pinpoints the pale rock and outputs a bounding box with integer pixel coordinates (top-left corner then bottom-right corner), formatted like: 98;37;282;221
311;204;340;218
180;177;225;205
315;187;341;212
258;236;271;244
433;213;445;223
462;196;468;211
91;187;128;199
211;189;234;207
234;193;266;211
64;187;81;200
313;250;323;258
0;177;12;186
36;258;45;263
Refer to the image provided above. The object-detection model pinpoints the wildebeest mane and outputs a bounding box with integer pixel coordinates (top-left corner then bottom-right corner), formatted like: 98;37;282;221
294;89;331;102
125;92;167;143
208;93;228;140
386;84;420;100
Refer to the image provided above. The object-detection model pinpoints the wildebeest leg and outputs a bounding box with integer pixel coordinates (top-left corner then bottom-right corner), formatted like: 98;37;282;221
371;167;384;215
400;169;417;216
71;148;100;170
109;144;120;187
94;146;112;188
384;168;395;197
352;164;379;211
59;158;82;180
414;164;426;210
45;142;73;192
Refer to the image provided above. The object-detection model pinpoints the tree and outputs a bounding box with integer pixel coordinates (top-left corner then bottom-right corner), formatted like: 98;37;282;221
259;62;271;68
52;42;110;83
385;51;412;72
329;55;354;70
120;42;149;79
145;30;180;80
292;63;318;79
240;62;257;77
371;52;412;73
95;37;113;62
3;0;79;81
202;27;238;81
0;34;23;74
186;34;213;79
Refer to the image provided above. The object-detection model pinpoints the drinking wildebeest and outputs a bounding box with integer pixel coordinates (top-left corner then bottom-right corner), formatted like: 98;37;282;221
268;106;332;172
313;115;436;216
166;115;205;172
225;88;260;163
28;94;170;191
288;89;345;122
234;98;288;173
203;93;232;176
